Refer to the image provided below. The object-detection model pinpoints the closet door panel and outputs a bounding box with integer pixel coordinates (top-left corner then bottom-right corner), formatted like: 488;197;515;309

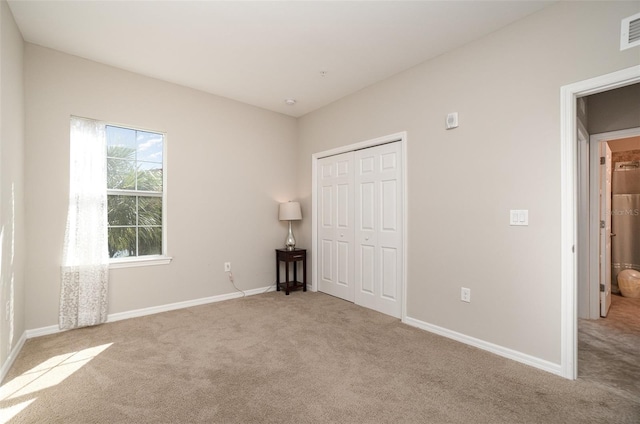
317;152;355;302
354;142;403;318
360;245;375;294
381;247;398;299
321;240;333;283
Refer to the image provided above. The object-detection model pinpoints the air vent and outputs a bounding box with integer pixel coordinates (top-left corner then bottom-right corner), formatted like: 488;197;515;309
621;12;640;50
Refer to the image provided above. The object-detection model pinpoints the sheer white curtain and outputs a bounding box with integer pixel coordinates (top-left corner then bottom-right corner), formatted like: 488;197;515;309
60;117;109;330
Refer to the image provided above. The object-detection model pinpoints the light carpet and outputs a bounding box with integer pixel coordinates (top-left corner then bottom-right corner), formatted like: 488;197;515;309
2;292;639;423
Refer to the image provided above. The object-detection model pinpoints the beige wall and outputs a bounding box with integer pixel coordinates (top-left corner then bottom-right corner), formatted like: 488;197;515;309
0;0;25;375
588;83;640;134
24;45;298;329
298;1;640;364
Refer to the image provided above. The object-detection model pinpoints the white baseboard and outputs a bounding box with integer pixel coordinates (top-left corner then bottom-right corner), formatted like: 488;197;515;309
24;284;277;339
25;324;60;338
403;315;562;376
108;285;276;323
0;332;27;384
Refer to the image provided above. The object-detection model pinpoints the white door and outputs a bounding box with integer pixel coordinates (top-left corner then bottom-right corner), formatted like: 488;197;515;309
354;143;403;318
600;142;612;317
317;152;355;301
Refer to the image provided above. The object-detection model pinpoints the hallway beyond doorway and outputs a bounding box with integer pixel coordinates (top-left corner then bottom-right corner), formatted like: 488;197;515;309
579;294;640;401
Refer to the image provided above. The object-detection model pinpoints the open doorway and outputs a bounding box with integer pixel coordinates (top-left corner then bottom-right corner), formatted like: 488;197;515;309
560;66;640;381
582;129;640;319
575;85;640;399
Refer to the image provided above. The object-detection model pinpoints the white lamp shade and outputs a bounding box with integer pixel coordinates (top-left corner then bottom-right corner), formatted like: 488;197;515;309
279;202;302;221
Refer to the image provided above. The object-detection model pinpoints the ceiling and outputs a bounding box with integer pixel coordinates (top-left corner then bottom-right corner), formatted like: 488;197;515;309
8;1;555;117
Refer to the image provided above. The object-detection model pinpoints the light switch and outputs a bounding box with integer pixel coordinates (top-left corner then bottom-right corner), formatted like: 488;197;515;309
510;209;529;226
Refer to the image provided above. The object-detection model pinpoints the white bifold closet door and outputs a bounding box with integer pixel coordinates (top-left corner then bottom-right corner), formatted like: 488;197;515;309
317;151;355;301
317;142;403;318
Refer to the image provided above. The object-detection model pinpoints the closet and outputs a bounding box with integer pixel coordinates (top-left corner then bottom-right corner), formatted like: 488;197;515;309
317;141;403;318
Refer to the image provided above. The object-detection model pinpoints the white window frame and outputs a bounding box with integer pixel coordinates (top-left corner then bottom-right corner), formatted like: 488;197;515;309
106;122;171;269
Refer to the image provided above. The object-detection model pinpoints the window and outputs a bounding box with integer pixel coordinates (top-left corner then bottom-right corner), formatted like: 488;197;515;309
106;125;165;261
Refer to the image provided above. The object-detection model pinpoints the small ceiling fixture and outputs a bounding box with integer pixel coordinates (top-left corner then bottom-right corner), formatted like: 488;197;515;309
284;99;296;106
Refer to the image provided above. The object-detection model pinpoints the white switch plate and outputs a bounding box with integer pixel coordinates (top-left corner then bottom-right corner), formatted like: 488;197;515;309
446;112;458;130
224;262;231;272
461;287;471;303
509;209;529;226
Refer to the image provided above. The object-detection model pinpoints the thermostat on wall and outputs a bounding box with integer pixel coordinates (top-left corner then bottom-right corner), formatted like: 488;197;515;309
446;112;458;130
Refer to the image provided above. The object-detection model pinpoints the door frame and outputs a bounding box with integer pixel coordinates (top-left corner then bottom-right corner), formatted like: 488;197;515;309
560;65;640;379
311;132;408;321
576;120;591;320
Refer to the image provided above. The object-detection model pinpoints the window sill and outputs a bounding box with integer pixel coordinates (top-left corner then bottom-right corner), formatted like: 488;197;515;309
109;256;173;269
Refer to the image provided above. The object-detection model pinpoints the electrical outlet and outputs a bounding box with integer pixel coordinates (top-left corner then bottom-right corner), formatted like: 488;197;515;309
461;287;471;303
224;262;231;272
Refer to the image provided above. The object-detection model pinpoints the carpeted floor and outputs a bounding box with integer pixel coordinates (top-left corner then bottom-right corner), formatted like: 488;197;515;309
578;294;640;402
2;292;639;423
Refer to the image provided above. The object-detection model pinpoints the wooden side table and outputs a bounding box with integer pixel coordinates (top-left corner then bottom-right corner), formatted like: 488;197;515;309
276;248;307;295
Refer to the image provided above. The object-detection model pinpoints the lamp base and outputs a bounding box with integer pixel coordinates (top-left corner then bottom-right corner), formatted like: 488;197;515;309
284;220;296;250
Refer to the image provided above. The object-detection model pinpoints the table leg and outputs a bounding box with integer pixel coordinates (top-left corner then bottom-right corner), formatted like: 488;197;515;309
303;256;307;292
293;260;298;285
276;257;280;291
285;260;290;295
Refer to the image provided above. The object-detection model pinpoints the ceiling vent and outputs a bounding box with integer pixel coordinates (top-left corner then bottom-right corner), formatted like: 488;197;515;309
621;12;640;50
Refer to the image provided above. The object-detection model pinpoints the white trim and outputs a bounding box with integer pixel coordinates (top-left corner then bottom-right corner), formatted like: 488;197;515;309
576;120;593;319
590;128;640;144
107;285;275;322
23;284;276;339
588;130;601;319
110;255;172;269
560;65;640;380
311;132;408;320
0;332;27;384
310;155;318;293
404;316;562;376
25;325;60;339
401;134;408;323
162;128;169;257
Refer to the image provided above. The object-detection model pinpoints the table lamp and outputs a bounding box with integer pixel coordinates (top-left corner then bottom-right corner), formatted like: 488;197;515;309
279;201;302;250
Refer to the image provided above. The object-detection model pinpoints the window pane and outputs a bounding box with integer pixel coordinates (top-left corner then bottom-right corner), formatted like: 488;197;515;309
137;162;163;191
108;195;136;225
138;227;162;256
108;227;137;258
106;124;165;260
136;131;163;163
107;126;136;156
107;158;136;190
138;197;162;226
